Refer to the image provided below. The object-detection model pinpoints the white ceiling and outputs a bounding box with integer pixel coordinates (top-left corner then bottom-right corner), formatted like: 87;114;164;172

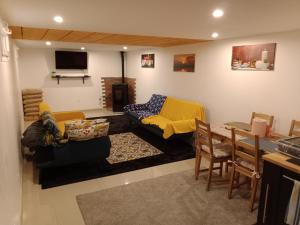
1;0;300;40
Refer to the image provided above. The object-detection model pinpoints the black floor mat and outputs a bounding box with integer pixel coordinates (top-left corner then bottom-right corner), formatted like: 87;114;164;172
40;115;195;189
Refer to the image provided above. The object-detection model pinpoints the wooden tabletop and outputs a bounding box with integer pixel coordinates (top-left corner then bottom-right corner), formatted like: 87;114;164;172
263;153;300;174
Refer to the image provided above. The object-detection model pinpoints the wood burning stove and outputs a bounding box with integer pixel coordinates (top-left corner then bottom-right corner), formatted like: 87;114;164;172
112;83;128;112
112;51;129;112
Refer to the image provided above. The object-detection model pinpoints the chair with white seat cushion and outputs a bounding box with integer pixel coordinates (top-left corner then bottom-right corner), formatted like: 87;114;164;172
228;128;262;212
194;119;232;191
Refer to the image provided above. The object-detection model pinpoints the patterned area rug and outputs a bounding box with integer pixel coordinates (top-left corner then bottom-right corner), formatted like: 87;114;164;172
77;170;257;225
107;132;163;164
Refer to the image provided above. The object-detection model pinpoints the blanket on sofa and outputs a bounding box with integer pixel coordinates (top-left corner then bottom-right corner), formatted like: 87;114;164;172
142;97;205;139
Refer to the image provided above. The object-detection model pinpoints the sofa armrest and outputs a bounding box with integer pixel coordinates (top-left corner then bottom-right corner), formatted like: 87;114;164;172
53;111;85;122
124;103;148;112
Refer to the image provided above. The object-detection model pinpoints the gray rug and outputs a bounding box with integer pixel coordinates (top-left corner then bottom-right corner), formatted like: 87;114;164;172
107;132;163;164
76;170;257;225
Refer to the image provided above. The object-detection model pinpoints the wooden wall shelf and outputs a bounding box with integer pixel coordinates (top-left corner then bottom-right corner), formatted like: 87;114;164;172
51;75;91;84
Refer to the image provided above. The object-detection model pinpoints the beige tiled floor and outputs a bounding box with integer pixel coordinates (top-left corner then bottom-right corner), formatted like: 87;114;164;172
22;158;207;225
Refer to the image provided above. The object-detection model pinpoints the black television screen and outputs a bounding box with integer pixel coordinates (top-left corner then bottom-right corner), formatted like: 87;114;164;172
55;51;88;69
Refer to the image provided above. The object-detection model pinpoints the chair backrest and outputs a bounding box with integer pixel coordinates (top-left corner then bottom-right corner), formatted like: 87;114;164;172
289;120;300;137
231;128;261;173
194;119;214;156
250;112;274;127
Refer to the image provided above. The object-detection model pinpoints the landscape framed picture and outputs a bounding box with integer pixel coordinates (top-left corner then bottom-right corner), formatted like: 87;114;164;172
141;54;155;68
231;43;276;71
173;54;195;72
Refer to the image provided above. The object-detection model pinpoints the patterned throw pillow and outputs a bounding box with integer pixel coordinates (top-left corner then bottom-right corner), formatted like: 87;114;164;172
40;112;63;146
66;122;109;141
146;94;167;114
65;119;107;130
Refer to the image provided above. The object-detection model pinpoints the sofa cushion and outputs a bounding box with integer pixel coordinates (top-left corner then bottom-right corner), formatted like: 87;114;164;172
146;94;167;114
65;119;107;130
124;103;148;112
66;122;109;141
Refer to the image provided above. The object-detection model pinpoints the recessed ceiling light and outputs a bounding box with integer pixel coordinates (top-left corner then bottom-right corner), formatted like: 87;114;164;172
45;41;52;46
81;47;85;50
212;9;224;18
53;16;63;23
123;46;128;50
211;32;219;38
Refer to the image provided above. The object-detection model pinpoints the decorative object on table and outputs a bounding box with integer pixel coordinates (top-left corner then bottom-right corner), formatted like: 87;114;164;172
173;54;195;72
231;43;276;71
22;89;43;121
251;118;267;137
141;53;155;68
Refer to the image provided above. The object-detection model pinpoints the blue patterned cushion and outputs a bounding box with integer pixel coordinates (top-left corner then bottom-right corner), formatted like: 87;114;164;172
146;94;167;114
124;103;148;112
124;94;167;120
134;110;156;120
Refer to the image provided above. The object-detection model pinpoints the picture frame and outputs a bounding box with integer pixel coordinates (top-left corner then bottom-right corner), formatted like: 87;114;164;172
173;54;195;72
141;54;155;68
231;43;276;71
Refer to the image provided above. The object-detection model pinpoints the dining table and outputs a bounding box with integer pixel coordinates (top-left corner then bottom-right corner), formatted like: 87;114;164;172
208;122;300;224
210;122;283;154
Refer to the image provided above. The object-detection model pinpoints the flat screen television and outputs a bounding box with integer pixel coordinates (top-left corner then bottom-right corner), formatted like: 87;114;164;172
55;51;88;69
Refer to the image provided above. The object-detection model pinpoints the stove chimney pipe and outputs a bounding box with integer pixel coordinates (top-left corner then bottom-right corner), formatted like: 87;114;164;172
120;51;125;83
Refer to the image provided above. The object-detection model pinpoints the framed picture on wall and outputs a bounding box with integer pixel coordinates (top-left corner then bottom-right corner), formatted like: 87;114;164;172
141;54;155;68
173;54;195;72
231;43;276;71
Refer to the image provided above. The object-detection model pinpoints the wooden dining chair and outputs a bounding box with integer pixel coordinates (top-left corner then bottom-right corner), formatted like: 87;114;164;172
228;128;261;212
194;119;232;191
250;112;274;127
289;120;300;136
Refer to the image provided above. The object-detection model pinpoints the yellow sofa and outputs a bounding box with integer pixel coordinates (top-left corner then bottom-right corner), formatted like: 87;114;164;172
39;102;85;136
142;97;205;139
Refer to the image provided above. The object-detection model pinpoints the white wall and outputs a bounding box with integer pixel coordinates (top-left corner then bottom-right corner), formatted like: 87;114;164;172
0;40;23;225
127;30;300;134
19;48;122;111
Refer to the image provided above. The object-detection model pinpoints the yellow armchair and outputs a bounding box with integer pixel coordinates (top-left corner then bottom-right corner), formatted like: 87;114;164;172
39;102;85;135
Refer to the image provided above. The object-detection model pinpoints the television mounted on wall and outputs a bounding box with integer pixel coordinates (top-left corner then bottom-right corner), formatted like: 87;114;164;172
55;51;88;69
